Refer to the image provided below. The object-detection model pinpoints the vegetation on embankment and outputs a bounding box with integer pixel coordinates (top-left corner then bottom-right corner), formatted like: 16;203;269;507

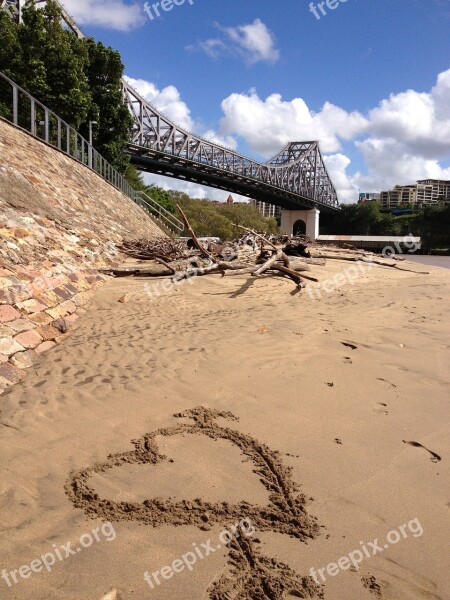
320;202;450;252
172;193;280;240
125;166;279;239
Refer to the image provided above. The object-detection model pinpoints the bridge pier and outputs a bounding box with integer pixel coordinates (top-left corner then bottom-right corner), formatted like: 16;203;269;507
280;208;320;240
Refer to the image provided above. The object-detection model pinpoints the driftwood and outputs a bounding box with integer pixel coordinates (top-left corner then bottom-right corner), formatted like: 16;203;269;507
154;257;176;274
116;208;430;294
177;204;215;260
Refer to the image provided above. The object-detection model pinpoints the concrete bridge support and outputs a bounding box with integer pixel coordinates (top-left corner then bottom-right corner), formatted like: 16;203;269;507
280;208;320;240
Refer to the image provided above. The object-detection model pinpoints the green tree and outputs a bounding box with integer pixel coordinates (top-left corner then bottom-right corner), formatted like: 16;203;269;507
17;0;91;128
80;39;133;173
0;10;21;80
144;185;176;214
173;196;280;240
0;11;21;119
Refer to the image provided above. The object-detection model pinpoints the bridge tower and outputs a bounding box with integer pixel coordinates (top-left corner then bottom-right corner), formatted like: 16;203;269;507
280;209;320;240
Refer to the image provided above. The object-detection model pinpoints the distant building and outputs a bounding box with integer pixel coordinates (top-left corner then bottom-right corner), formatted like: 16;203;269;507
212;194;237;206
250;199;281;219
358;192;380;203
379;179;450;209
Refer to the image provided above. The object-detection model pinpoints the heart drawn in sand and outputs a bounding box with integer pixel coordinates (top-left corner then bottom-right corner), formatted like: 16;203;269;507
66;407;323;599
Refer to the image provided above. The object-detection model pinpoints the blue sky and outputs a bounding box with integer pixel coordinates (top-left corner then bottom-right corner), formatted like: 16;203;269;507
61;0;450;202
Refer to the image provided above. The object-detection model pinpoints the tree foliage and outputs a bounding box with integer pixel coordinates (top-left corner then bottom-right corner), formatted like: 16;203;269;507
320;202;450;251
0;0;131;172
174;196;280;240
80;39;133;172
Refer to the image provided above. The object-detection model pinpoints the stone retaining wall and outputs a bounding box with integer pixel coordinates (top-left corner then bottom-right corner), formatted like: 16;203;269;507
0;119;166;394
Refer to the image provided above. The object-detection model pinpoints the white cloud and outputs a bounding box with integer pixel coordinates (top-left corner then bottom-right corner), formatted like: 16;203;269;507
192;19;280;65
202;130;238;150
323;154;358;203
59;0;144;31
143;173;249;203
219;91;367;156
368;86;450;158
223;19;280;64
353;138;450;190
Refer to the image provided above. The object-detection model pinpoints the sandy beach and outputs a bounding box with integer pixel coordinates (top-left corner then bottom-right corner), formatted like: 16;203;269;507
0;259;449;600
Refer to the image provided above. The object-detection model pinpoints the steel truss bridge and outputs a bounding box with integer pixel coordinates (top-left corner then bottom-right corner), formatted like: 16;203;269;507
2;0;340;212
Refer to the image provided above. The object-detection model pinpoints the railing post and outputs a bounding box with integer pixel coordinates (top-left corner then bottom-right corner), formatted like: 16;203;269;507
12;84;18;126
44;109;49;143
30;99;36;136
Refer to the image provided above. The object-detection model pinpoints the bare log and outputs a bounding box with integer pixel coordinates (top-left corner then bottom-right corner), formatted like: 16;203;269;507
176;204;214;260
154;257;176;274
172;263;221;281
291;257;326;266
274;264;319;283
279;260;311;272
253;253;279;276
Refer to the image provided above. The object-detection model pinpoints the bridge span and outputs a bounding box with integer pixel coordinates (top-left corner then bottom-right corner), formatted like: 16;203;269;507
122;80;339;213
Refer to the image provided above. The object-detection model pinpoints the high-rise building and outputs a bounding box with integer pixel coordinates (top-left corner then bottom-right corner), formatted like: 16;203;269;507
379;180;450;209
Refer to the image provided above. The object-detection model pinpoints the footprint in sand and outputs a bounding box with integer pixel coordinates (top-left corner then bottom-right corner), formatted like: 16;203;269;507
377;378;397;389
341;342;358;350
402;440;442;463
373;403;388;416
362;575;383;598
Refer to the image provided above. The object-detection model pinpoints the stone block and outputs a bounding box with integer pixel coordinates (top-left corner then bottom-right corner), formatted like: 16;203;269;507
10;350;38;369
0;337;25;356
8;319;36;333
16;299;47;314
53;287;72;302
28;312;54;326
0;305;21;323
36;325;59;342
0;362;24;384
45;306;67;320
0;325;14;337
59;300;77;315
15;329;43;349
35;341;56;354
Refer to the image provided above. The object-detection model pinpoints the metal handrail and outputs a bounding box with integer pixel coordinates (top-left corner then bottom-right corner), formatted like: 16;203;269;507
0;71;183;235
135;191;183;233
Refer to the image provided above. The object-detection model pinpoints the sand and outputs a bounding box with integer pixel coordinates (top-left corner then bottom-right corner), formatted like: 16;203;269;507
0;258;449;600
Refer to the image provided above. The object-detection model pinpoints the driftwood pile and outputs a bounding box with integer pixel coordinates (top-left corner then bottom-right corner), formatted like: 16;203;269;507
111;204;429;291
